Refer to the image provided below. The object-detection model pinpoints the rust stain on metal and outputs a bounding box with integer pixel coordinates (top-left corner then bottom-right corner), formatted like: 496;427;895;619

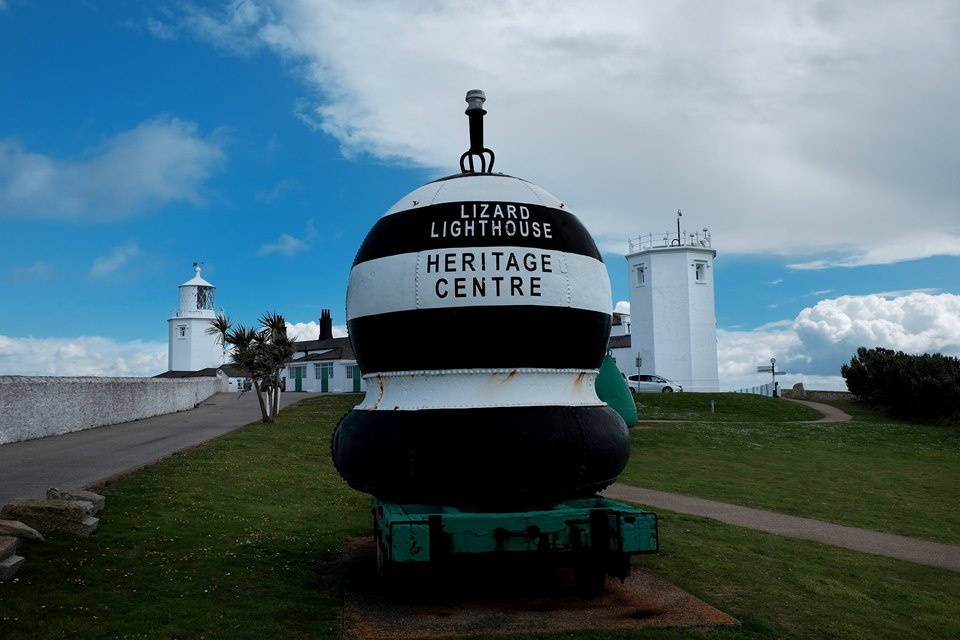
573;371;586;391
369;374;385;411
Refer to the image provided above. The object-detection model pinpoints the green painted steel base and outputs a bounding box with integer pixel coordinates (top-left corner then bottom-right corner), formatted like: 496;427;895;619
372;496;658;595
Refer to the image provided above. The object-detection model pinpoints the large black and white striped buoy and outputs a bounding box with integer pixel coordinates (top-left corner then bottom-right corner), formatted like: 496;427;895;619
331;91;629;508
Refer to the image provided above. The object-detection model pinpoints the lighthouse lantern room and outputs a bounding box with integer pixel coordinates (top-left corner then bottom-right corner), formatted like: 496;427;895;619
167;263;221;372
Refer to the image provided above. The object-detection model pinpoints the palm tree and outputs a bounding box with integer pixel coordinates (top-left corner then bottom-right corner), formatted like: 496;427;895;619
205;313;232;365
208;313;288;423
257;312;295;420
229;324;272;422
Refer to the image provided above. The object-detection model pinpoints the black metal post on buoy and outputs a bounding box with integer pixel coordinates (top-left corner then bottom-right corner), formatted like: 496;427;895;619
460;89;495;174
466;90;486;152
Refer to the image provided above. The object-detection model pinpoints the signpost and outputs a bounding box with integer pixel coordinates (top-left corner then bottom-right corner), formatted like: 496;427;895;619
757;357;786;396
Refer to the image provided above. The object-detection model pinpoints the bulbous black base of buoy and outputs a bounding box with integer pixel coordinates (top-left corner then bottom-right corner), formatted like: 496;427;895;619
331;405;630;508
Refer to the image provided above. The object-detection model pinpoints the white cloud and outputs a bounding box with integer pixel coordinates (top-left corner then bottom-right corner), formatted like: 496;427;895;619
285;320;347;342
179;0;272;55
0;117;226;218
871;288;941;298
90;243;141;278
717;292;960;391
717;323;803;390
145;16;176;40
0;335;167;377
788;235;960;270
256;219;319;256
168;0;959;267
257;233;306;256
794;293;960;359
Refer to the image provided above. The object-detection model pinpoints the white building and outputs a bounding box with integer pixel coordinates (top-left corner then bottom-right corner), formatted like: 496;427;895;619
284;309;366;393
167;263;222;373
620;224;720;392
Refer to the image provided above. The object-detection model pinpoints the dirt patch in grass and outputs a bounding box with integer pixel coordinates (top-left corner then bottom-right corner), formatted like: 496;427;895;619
341;537;737;639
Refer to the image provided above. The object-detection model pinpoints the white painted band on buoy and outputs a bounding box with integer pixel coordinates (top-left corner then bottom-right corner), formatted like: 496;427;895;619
354;368;603;411
346;247;611;320
383;174;564;216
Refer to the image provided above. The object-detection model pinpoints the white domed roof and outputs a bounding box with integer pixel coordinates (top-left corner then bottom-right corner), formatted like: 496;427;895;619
384;173;568;217
180;264;214;288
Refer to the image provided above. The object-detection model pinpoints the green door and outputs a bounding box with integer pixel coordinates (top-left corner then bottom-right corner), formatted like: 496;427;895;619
321;367;329;393
352;366;361;392
294;367;303;392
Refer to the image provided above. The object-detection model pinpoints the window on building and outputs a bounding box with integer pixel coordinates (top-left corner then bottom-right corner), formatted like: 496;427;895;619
177;325;187;338
635;264;646;286
296;365;308;378
344;364;357;380
694;261;707;283
315;362;334;380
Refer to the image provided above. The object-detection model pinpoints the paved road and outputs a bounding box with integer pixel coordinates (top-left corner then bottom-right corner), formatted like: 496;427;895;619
0;391;317;507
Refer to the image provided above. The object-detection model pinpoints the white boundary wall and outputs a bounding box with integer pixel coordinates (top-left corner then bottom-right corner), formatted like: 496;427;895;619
732;383;774;397
0;376;219;445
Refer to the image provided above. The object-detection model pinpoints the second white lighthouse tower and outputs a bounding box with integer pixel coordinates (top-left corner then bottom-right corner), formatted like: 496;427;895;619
167;263;221;372
626;217;720;392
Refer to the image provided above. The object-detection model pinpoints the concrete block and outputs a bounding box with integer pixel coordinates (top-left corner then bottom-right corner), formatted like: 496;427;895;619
0;499;98;537
0;554;26;581
47;487;106;515
0;519;44;542
0;535;19;559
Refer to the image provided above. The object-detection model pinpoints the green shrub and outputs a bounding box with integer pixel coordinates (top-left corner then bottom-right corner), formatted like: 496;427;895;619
841;347;960;421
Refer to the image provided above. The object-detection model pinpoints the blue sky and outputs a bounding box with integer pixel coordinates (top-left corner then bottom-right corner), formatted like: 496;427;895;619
1;1;958;390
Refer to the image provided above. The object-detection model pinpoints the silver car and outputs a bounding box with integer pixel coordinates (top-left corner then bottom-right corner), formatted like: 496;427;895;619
627;374;683;393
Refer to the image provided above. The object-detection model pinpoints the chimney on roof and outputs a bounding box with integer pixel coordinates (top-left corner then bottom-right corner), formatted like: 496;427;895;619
318;309;333;341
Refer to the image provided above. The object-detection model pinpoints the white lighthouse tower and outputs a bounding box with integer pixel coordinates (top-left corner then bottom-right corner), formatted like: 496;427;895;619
626;214;720;392
167;263;221;372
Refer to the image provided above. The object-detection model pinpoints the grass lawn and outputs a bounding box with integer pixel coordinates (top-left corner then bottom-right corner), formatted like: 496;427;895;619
2;393;958;639
621;393;960;545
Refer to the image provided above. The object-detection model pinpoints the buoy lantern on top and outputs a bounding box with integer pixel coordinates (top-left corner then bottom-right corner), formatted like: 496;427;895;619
332;91;630;508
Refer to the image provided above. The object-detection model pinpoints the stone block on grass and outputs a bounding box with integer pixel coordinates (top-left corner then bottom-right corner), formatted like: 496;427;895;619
0;553;25;582
47;487;106;515
0;536;24;582
0;519;44;542
0;499;99;537
0;535;19;559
